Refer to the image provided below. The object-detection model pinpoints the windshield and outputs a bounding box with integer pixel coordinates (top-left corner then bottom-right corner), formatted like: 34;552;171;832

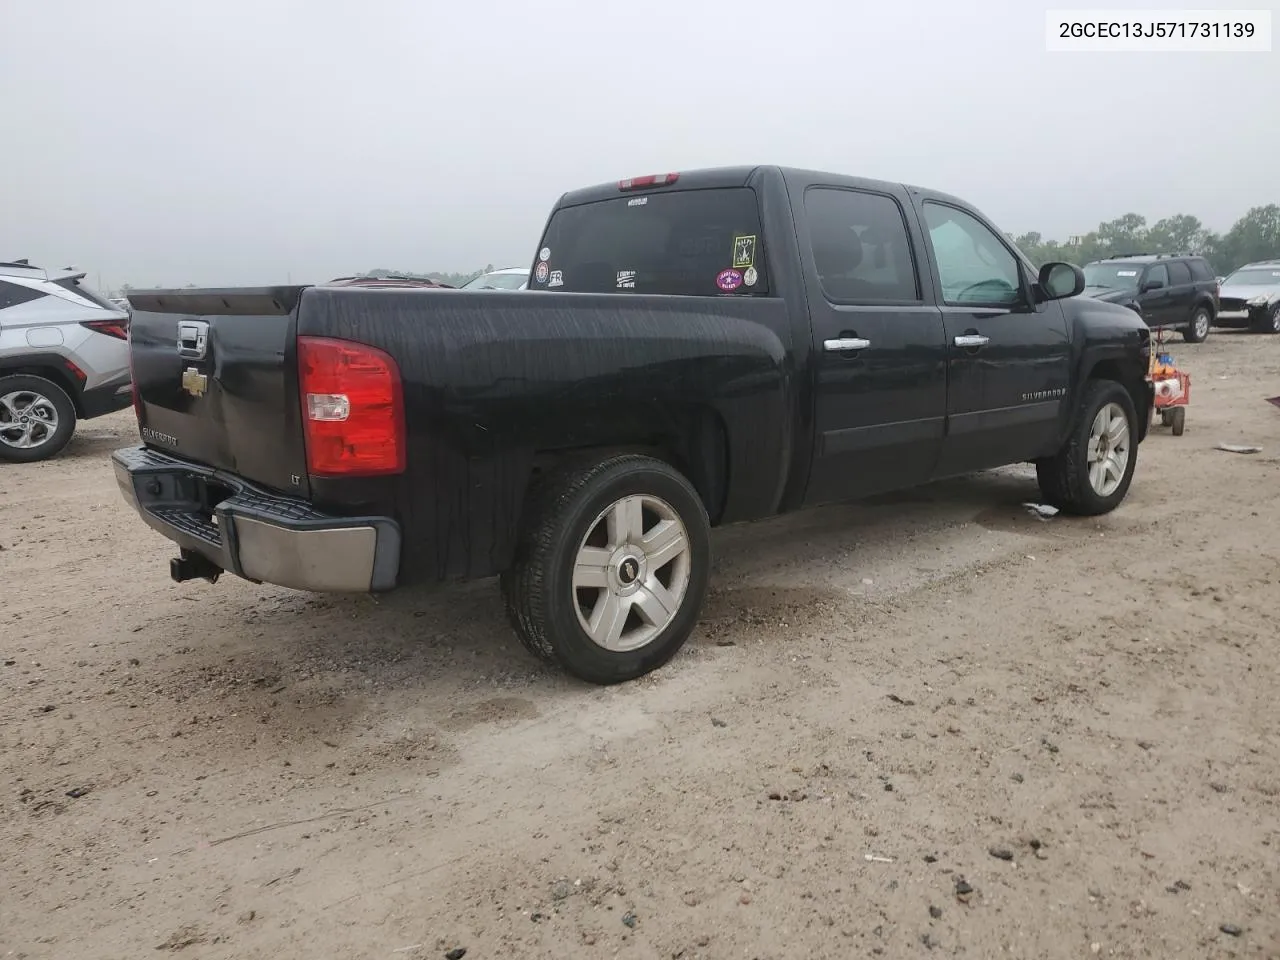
1224;267;1280;286
532;187;768;296
462;271;528;290
1083;263;1143;290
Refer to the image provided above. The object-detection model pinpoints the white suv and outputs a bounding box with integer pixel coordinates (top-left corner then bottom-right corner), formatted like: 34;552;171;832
0;259;133;462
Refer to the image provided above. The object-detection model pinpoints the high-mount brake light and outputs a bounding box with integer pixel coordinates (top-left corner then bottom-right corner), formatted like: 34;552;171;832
618;173;680;191
297;336;405;477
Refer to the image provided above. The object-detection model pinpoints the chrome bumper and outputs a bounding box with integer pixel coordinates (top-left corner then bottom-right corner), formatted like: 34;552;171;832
111;445;400;593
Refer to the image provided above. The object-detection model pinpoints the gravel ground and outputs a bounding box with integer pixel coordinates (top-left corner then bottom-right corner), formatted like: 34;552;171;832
3;329;1279;960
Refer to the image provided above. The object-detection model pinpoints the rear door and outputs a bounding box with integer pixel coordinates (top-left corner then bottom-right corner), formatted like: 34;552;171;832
127;288;311;496
800;183;947;506
914;198;1071;476
1165;260;1195;326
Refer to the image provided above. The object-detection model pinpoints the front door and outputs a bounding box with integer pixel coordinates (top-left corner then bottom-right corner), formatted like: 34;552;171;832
914;199;1072;478
801;184;947;506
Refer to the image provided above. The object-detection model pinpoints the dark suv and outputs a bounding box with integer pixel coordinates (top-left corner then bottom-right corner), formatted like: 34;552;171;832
1081;254;1218;343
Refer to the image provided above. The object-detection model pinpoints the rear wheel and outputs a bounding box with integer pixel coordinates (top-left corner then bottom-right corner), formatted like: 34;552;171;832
1169;406;1186;436
1036;379;1139;516
501;454;711;684
1183;305;1211;343
1251;304;1280;335
0;374;77;463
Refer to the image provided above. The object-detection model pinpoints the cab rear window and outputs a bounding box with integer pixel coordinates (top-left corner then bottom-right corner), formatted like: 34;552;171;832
531;187;768;297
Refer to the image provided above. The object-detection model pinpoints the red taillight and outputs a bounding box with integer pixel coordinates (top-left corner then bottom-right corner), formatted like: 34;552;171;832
618;172;679;191
81;318;130;340
297;336;405;477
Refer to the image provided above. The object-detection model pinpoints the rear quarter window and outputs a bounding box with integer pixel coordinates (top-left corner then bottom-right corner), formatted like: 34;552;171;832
0;280;47;310
1188;258;1214;282
1168;261;1192;285
532;187;769;297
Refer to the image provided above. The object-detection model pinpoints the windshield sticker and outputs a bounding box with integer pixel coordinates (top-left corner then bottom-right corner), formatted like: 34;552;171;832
716;268;744;292
534;261;550;284
1116;270;1138;277
538;247;551;262
616;270;636;289
1273;271;1280;277
732;235;757;269
743;266;758;287
548;270;564;288
627;197;648;206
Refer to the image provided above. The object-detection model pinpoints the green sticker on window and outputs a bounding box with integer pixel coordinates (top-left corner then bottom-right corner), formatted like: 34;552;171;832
732;235;756;269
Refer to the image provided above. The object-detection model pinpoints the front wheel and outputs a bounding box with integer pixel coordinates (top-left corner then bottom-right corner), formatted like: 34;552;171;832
0;374;77;463
1251;304;1280;335
501;454;711;685
1036;379;1139;516
1183;305;1212;343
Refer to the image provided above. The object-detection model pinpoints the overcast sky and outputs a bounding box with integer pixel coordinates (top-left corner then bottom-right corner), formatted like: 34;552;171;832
3;0;1274;289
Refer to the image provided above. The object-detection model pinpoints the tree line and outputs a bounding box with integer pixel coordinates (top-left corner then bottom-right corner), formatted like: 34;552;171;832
111;203;1280;295
1011;204;1280;274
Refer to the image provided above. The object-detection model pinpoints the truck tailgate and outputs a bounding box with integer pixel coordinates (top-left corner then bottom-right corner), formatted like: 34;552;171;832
127;287;310;497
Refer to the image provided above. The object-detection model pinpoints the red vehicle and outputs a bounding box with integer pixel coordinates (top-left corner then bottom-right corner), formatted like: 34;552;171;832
326;275;454;289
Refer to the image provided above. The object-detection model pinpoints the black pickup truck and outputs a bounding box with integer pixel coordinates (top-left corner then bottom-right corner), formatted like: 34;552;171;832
114;165;1153;684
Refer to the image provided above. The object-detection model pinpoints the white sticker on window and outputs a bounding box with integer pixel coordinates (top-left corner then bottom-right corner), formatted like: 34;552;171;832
627;197;648;206
616;270;636;289
538;247;551;262
1117;270;1138;277
548;270;563;287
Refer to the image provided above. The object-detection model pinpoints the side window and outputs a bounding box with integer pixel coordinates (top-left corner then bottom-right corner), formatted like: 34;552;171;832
922;202;1021;306
0;280;46;310
1168;261;1192;285
804;188;920;302
1187;258;1214;282
1145;263;1170;289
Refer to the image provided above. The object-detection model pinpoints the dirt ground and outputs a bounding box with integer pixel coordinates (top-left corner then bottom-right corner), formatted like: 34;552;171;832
3;331;1280;960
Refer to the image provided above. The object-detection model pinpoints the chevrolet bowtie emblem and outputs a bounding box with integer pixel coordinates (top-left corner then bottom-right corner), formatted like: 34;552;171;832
181;366;208;397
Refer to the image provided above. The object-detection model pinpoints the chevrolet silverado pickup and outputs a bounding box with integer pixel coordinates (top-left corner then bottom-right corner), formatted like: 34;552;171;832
114;165;1154;684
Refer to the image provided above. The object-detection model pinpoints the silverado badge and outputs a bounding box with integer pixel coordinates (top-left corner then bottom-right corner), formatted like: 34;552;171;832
181;366;208;398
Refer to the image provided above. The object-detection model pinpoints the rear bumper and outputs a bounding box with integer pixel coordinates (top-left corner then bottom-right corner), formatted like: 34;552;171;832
80;379;134;418
111;445;400;592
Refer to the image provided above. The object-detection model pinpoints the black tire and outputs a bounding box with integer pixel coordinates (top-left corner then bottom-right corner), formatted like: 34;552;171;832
500;454;712;685
0;374;77;463
1183;304;1212;343
1170;406;1186;437
1036;379;1139;516
1251;304;1280;335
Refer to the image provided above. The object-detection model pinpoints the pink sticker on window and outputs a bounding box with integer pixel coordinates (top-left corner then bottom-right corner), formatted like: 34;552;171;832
716;269;743;292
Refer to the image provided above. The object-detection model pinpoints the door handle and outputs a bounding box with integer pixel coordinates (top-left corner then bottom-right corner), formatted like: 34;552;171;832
824;337;871;351
953;334;990;348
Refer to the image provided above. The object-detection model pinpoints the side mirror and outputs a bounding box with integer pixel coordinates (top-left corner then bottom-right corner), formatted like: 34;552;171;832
1038;261;1085;300
1141;279;1165;293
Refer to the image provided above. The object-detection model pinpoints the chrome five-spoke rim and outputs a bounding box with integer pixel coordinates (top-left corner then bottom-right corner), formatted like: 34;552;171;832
0;390;59;450
1087;402;1130;497
573;494;692;652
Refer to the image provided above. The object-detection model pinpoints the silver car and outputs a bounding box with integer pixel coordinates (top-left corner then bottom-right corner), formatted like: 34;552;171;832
0;259;133;462
1215;260;1280;334
460;266;530;290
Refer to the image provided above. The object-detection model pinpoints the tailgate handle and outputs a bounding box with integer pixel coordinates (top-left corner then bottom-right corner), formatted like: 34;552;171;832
177;320;209;360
